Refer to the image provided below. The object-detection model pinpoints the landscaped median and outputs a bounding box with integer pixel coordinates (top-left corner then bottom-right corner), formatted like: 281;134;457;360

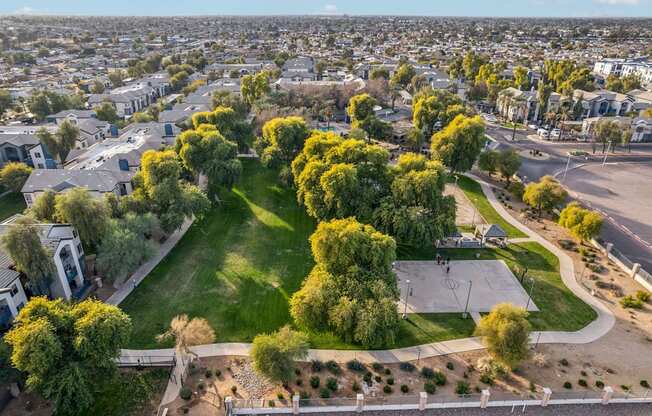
122;160;597;350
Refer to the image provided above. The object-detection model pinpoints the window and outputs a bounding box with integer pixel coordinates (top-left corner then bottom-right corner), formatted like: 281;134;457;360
10;284;18;296
35;152;42;158
77;243;83;255
25;194;33;204
37;163;44;169
73;229;78;238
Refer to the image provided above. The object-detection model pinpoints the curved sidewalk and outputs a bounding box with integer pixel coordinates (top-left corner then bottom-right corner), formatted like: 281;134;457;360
123;174;615;369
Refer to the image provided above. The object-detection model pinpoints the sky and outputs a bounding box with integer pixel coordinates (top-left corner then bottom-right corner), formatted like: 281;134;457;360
2;0;652;18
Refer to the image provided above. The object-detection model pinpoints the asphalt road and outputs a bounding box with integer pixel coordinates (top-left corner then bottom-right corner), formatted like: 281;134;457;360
486;124;652;273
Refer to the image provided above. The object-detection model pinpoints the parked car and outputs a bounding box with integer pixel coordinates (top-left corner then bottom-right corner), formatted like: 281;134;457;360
537;128;550;137
481;113;498;123
550;128;561;138
528;123;538;130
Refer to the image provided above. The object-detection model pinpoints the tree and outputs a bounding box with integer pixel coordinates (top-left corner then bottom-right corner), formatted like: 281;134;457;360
97;213;158;282
522;176;567;217
347;93;377;127
140;149;211;233
372;153;456;247
594;119;622;153
513;66;530;90
108;70;124;87
170;70;190;92
0;89;13;118
290;218;399;348
370;66;390;80
0;162;32;193
5;297;131;415
29;189;56;222
54;187;110;248
496;149;521;184
256;116;310;168
474;303;531;368
251;325;309;382
478;150;499;176
90;79;105;94
176;126;242;195
27;91;83;121
36;121;79;163
212;90;249;118
558;202;603;243
0;217;54;295
390;63;416;89
430;115;486;173
157;314;215;363
241;72;270;105
95;101;119;123
412;90;463;136
406;127;424;152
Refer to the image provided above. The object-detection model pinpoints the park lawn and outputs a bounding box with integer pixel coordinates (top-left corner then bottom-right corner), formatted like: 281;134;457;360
122;160;317;349
397;241;597;332
0;192;26;221
455;175;527;238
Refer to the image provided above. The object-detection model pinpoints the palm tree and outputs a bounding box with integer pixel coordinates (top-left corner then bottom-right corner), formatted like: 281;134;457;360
158;314;215;365
558;106;571;141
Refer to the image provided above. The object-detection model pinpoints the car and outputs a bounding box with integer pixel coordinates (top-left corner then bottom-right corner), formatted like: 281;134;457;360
537;128;550;137
481;113;498;123
550;128;561;138
528;123;538;130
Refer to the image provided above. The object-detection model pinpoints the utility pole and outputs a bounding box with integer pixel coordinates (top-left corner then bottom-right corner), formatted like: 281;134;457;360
561;153;571;183
525;277;536;310
602;141;612;167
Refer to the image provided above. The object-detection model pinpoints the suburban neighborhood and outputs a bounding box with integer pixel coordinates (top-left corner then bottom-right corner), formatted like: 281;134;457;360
0;4;651;416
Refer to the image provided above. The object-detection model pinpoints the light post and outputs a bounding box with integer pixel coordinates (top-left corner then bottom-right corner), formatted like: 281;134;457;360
525;277;536;311
561;153;571;183
462;280;473;319
402;279;411;319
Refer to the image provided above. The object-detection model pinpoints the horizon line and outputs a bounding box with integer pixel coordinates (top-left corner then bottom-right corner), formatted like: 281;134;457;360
2;13;652;19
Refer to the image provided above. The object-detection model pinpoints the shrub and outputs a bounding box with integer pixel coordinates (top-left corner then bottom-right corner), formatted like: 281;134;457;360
198;382;205;390
295;368;302;376
384;368;391;375
400;362;416;372
180;387;192;400
480;374;494;385
387;377;394;385
372;363;384;372
277;393;284;400
508;182;525;199
326;360;341;375
300;391;310;400
620;295;643;309
529;381;536;392
347;360;366;372
421;367;435;379
311;360;324;372
636;291;650;302
374;375;382;383
319;388;331;399
401;384;409;393
231;386;237;394
433;371;447;386
268;400;275;407
215;369;222;377
352;381;361;392
296;379;303;386
559;358;569;367
310;376;320;389
363;372;372;384
532;353;548;368
563;382;572;389
578;379;588;387
455;381;470;395
326;377;338;391
446;362;454;371
383;385;393;394
641;380;650;389
205;369;212;378
424;381;436;394
595;380;605;388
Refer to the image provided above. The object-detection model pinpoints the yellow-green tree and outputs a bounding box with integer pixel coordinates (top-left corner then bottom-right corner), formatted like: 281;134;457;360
474;303;531;368
256;116;310;167
558;202;603;243
522;175;567;217
241;71;271;104
5;297;131;415
251;325;309;382
0;162;31;193
430;114;485;173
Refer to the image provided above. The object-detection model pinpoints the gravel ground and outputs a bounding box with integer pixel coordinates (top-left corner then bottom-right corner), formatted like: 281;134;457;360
308;403;652;415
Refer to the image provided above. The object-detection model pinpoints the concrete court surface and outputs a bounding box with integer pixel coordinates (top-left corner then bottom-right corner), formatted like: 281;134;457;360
395;260;538;313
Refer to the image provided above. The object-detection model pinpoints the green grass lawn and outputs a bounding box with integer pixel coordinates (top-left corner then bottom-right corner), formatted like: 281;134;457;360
455;176;527;238
124;160;594;350
0;192;26;221
397;241;597;332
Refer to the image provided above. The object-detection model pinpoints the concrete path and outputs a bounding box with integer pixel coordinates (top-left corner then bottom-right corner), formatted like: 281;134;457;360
126;174;616;406
106;218;194;306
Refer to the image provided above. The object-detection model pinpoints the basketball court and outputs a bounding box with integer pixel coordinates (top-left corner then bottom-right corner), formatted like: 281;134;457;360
394;260;539;314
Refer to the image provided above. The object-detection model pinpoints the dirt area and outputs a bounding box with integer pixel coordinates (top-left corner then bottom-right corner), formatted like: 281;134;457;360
444;183;484;226
475;171;652;395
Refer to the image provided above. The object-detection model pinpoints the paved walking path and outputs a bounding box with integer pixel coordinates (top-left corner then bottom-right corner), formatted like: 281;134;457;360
106;218;194;306
125;174;615;406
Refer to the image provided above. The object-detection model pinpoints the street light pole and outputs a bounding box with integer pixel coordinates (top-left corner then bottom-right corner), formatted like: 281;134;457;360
463;280;473;319
561;154;571;183
402;279;411;319
525;277;536;310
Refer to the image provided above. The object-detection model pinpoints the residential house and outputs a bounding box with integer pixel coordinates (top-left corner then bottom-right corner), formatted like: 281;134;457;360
496;87;539;122
281;57;316;81
88;73;170;118
21;169;135;207
46;109;97;125
632;117;652;142
0;216;88;329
